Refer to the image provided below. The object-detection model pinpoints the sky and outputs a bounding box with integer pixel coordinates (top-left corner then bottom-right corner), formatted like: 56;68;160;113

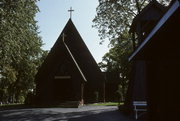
35;0;109;63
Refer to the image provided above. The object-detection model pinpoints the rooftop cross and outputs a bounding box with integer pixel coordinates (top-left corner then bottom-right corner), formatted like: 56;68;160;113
68;7;74;19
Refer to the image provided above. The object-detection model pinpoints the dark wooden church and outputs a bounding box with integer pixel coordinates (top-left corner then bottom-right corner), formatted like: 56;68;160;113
126;0;180;120
126;0;167;109
35;19;104;105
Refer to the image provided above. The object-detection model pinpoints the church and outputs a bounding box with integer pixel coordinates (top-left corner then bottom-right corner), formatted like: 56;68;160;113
126;0;180;120
35;18;104;106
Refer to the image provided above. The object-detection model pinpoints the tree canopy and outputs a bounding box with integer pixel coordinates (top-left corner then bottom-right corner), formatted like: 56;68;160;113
93;0;170;43
0;0;43;103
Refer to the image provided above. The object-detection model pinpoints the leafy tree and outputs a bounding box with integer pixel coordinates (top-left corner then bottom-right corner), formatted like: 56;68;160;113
0;0;43;103
93;0;170;43
98;30;132;101
93;0;170;102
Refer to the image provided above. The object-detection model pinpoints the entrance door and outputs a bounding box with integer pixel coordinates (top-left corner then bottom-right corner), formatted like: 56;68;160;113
53;76;75;103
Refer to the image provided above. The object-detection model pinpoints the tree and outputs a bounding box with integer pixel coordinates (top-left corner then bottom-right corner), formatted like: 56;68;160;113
98;30;132;101
93;0;171;102
93;0;170;43
0;0;43;103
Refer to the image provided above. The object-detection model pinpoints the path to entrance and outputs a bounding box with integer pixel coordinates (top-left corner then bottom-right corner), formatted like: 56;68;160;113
0;105;137;121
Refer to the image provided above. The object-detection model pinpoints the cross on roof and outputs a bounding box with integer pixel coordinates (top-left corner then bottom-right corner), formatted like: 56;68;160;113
68;7;74;19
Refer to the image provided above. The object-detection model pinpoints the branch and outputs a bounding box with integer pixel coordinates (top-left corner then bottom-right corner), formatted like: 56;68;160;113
135;0;141;13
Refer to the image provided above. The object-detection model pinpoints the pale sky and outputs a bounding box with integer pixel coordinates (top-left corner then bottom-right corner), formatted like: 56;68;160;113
35;0;109;63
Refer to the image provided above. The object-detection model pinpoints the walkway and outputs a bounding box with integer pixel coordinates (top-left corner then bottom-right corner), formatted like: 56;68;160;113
0;105;137;121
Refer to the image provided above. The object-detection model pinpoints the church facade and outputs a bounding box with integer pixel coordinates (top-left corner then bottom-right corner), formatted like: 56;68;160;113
35;19;104;105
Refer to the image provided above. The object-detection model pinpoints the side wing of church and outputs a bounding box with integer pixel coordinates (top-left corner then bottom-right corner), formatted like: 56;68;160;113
35;19;104;105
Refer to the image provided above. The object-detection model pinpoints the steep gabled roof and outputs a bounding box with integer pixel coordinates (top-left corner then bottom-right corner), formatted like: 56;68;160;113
36;19;103;84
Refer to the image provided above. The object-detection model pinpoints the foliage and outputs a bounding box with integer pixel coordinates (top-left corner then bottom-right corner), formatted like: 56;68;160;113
98;30;132;101
93;0;170;43
93;0;171;102
0;0;43;103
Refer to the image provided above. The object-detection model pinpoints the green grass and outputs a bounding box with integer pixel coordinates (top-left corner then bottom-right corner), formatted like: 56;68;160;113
0;103;28;110
89;102;124;106
1;103;22;106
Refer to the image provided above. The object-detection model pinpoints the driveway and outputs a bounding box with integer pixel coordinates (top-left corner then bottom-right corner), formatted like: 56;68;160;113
0;105;137;121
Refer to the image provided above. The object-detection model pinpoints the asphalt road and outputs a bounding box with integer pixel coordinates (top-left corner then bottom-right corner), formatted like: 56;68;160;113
0;105;137;121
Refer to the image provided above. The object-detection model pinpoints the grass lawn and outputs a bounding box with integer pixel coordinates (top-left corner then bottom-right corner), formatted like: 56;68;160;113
1;103;22;106
0;103;28;110
89;102;124;106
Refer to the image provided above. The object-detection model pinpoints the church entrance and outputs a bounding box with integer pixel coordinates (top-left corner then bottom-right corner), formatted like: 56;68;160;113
53;76;75;103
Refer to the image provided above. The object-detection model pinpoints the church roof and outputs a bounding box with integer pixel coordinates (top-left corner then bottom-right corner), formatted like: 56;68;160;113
129;0;167;33
36;19;104;84
129;0;180;61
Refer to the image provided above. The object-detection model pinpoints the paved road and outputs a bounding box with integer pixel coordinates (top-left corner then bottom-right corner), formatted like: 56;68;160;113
0;105;136;121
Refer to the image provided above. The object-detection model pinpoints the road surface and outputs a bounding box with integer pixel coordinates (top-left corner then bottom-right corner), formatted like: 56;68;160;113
0;105;137;121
